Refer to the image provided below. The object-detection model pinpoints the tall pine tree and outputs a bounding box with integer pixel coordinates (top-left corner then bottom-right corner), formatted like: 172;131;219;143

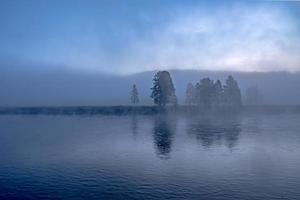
195;78;215;108
223;75;242;107
130;84;139;104
213;80;223;106
150;71;177;106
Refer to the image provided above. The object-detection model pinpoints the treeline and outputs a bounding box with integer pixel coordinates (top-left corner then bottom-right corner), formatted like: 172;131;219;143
130;70;242;109
185;75;242;108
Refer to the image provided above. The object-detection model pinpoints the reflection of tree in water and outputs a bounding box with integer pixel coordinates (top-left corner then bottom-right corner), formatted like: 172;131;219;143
152;115;176;159
187;115;241;150
131;115;138;136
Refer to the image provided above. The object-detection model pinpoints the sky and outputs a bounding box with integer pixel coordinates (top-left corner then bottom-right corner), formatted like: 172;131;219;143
0;0;300;74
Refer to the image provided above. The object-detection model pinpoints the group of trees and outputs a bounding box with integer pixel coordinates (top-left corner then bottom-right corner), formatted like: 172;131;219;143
130;70;243;108
185;76;242;108
131;71;177;106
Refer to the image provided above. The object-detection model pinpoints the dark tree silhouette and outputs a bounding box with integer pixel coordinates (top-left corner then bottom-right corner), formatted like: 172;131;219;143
213;80;223;106
150;71;177;106
130;84;139;104
192;76;242;109
195;78;215;108
223;75;242;107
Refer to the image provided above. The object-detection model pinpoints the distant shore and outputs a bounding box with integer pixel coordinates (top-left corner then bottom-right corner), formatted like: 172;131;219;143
0;105;299;116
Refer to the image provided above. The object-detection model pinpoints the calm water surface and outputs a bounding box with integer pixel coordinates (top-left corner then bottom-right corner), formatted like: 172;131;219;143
0;113;300;200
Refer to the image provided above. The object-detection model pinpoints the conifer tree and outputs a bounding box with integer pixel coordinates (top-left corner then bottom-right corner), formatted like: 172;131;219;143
213;80;223;106
223;75;242;107
150;71;177;106
130;84;139;104
196;78;214;108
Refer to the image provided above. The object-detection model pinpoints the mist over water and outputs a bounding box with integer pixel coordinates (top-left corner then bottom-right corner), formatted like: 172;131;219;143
1;1;300;199
1;112;300;200
1;67;300;106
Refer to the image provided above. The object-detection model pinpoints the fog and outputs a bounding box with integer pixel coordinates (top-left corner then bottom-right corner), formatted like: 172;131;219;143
1;1;299;107
0;65;299;106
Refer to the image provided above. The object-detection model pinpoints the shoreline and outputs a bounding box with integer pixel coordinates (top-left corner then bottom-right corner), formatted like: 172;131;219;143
0;105;299;116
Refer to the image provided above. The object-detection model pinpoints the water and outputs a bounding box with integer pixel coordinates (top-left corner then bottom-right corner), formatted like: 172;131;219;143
0;112;300;200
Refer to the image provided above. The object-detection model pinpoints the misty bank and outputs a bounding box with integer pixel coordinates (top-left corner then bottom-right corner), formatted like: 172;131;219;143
0;105;300;116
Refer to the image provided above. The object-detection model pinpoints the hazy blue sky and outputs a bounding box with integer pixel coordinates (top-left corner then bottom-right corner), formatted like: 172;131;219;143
0;0;300;74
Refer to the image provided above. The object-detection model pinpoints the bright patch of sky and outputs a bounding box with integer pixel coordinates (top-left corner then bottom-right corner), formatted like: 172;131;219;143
0;0;299;74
